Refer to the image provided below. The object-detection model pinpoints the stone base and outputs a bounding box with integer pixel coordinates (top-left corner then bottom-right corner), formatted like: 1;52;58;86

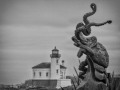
77;79;107;90
25;79;71;89
25;79;57;88
77;66;108;90
56;79;71;88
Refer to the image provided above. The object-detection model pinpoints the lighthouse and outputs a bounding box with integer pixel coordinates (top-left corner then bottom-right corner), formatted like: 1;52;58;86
26;47;71;88
50;46;61;79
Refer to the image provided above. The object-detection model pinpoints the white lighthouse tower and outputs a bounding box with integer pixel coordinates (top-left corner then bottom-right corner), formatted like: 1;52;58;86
50;46;61;79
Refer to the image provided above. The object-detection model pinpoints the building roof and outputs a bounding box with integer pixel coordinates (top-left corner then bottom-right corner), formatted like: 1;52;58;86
52;46;59;51
32;62;66;69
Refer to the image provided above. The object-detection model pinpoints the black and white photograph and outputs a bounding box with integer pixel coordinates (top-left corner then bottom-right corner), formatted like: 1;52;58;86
0;0;120;90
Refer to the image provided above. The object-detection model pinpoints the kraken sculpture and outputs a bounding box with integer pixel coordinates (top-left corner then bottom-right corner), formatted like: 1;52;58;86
72;3;112;90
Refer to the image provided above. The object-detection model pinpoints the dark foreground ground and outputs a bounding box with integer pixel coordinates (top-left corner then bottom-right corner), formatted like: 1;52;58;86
0;76;120;90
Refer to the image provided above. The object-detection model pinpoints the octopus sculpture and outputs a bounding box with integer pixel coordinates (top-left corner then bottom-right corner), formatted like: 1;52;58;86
72;3;112;89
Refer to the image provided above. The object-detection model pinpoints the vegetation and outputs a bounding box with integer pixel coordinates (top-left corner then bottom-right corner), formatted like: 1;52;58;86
0;71;120;90
60;71;120;90
109;71;120;90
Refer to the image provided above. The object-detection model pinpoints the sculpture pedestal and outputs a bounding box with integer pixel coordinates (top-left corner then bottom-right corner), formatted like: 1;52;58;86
77;80;107;90
77;70;108;90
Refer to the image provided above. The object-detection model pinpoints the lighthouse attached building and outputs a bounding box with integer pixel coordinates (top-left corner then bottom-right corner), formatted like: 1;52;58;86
25;47;71;88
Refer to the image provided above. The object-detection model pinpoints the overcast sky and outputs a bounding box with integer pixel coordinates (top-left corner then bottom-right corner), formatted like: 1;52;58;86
0;0;120;84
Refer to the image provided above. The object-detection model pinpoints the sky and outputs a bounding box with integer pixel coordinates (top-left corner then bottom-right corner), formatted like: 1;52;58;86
0;0;120;84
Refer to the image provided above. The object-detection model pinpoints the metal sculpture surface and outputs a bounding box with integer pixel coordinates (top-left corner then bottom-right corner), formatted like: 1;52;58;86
72;3;112;90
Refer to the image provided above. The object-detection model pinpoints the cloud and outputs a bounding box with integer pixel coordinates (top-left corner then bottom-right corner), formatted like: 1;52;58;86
1;0;119;28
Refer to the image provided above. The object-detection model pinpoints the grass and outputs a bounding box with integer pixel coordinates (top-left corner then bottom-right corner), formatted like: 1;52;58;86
109;71;120;90
1;73;120;90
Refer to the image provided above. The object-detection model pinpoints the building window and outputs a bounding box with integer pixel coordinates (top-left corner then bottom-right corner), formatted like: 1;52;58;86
46;72;48;77
39;72;41;76
33;72;35;77
56;69;59;74
56;59;58;64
